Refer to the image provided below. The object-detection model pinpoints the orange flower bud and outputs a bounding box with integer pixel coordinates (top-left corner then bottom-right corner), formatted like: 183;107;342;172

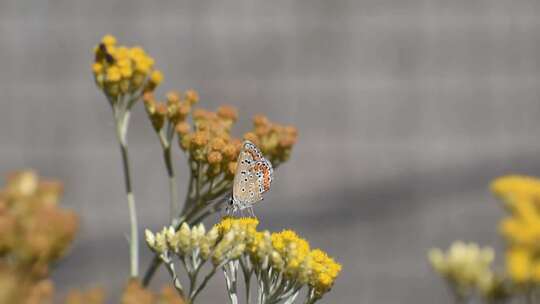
253;114;269;127
177;102;191;120
191;131;209;148
166;91;181;105
243;132;259;146
210;138;226;152
193;109;209;120
175;122;191;136
180;134;192;150
185;90;199;105
217;105;238;121
223;144;237;159
207;151;223;165
227;162;237;176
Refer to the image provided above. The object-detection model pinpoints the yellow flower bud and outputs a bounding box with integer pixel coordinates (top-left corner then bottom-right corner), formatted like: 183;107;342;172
106;66;121;82
101;34;117;47
120;66;133;78
150;70;163;86
92;63;103;75
145;229;156;250
507;248;531;283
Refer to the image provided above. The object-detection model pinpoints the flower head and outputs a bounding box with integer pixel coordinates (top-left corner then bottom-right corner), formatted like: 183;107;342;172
93;35;163;100
243;114;298;167
146;219;340;303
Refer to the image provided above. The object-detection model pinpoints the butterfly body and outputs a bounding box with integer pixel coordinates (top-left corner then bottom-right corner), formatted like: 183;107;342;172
227;141;273;213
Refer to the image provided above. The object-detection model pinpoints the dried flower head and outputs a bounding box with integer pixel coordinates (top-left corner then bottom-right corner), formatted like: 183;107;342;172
244;114;298;167
0;171;78;276
0;171;78;304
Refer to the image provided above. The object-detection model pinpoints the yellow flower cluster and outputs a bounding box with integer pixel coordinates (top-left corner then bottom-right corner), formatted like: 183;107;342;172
145;218;341;301
93;35;163;99
215;216;259;234
491;175;540;202
243;114;298;167
491;175;540;284
428;241;496;297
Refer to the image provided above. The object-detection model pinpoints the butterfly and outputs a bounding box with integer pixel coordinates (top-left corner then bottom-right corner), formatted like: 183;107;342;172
226;140;274;215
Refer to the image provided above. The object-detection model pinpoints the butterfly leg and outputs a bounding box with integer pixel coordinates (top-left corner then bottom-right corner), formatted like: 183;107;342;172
248;206;256;218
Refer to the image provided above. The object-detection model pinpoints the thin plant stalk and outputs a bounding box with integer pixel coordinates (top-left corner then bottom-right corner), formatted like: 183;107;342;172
160;132;178;224
114;108;139;278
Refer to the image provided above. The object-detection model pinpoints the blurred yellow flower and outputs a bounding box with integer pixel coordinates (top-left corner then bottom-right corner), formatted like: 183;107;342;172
491;175;540;204
492;174;540;286
428;241;495;297
506;247;532;283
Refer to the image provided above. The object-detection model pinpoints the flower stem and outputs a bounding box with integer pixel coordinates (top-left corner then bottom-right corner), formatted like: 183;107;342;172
116;111;139;278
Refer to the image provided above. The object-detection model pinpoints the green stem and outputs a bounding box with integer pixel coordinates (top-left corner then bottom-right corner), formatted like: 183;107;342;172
179;174;194;218
162;254;186;298
116;111;139;278
240;258;251;303
195;162;202;199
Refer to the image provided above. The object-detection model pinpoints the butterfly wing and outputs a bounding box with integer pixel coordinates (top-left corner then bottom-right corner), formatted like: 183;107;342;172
253;159;273;195
232;142;260;204
232;141;271;208
242;141;264;161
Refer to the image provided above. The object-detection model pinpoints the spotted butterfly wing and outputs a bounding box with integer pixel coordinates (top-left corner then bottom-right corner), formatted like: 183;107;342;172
232;141;273;210
253;159;273;196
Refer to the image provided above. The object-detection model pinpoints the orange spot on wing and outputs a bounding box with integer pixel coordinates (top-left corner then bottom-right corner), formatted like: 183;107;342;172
246;148;262;161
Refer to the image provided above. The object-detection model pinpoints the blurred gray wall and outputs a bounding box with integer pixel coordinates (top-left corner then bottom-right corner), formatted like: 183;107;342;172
2;0;540;303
